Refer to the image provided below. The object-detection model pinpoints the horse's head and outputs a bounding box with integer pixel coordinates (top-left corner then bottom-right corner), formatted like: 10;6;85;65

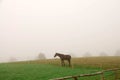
54;53;58;57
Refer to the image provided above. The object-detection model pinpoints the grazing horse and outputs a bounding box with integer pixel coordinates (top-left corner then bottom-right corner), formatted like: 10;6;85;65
54;53;71;67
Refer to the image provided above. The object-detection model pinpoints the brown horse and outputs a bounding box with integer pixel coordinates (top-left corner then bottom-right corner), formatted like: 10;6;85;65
54;53;71;67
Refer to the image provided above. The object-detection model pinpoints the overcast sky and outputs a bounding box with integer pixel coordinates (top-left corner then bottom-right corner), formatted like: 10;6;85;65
0;0;120;62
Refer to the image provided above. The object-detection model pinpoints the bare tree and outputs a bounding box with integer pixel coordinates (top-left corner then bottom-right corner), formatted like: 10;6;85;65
99;52;108;56
115;50;120;56
83;52;92;57
37;53;46;60
9;57;17;62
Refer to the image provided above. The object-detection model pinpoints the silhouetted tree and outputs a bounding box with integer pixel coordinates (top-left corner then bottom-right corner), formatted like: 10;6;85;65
9;57;17;62
99;52;108;56
115;50;120;56
83;52;92;57
37;53;46;60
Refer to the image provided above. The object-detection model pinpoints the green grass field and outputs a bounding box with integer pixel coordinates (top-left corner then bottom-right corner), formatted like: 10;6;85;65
0;56;120;80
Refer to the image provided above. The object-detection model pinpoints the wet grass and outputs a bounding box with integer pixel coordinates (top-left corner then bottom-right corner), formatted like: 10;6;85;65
0;56;120;80
0;63;101;80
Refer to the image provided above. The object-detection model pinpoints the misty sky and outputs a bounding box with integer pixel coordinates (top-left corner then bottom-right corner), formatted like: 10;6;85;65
0;0;120;62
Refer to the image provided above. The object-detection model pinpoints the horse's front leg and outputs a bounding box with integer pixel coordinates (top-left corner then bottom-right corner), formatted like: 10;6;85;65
61;60;64;66
63;60;65;66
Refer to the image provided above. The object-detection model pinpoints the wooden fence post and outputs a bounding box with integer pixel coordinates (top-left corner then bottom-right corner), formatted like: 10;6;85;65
114;69;118;80
73;77;78;80
101;71;104;80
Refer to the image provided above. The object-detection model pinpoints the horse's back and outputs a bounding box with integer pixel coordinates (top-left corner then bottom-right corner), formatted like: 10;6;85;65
64;55;71;59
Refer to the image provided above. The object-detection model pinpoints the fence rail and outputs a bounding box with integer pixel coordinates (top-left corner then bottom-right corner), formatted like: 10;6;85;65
50;68;120;80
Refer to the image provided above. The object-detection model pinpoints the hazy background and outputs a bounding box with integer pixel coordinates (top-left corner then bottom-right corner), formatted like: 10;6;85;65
0;0;120;62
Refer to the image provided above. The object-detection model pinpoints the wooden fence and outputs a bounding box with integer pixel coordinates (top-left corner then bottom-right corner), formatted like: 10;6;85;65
50;68;120;80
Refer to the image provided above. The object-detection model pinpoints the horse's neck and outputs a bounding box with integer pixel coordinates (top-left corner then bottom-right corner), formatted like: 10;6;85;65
57;54;63;58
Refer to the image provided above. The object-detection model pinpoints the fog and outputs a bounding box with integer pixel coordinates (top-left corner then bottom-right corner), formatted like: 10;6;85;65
0;0;120;62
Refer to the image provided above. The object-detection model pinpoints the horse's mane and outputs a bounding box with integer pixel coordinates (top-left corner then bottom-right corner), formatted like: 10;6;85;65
56;53;65;56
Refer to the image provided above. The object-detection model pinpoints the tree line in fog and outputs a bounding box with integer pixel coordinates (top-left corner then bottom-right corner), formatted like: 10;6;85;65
8;50;120;62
